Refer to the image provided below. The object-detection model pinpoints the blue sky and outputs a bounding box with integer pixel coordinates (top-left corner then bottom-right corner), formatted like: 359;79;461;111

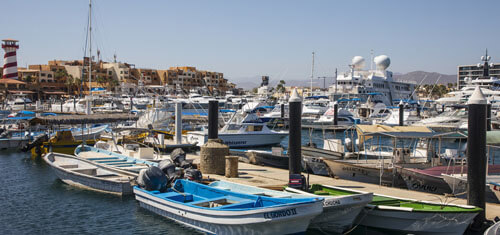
2;0;500;84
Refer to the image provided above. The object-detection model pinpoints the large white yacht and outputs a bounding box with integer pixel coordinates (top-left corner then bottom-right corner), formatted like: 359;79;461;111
329;55;416;106
436;78;500;104
186;112;288;148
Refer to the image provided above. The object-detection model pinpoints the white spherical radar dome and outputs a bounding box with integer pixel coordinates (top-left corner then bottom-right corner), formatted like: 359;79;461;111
351;56;365;70
374;55;391;70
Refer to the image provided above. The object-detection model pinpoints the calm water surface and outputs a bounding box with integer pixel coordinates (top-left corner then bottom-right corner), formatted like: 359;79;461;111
0;150;199;235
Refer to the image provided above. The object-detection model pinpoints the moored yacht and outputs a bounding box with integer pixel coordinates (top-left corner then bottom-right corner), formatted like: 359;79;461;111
186;112;288;148
329;55;416;106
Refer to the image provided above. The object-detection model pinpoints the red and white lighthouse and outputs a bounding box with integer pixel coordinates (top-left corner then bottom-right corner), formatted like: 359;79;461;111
2;39;19;79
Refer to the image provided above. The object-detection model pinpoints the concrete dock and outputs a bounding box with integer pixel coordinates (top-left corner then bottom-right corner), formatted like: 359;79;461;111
188;154;500;220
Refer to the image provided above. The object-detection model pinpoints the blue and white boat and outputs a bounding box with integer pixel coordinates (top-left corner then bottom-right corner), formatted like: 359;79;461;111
209;180;372;234
134;179;323;234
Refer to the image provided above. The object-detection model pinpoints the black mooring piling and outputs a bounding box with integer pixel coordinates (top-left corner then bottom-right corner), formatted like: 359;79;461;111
399;101;404;126
333;101;338;126
466;87;487;228
208;100;219;139
487;102;492;131
288;90;302;176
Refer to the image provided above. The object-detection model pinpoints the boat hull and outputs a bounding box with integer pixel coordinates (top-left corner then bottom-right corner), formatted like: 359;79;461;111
0;138;28;150
247;151;289;169
309;194;372;233
441;175;500;203
134;187;322;235
188;132;288;148
302;155;329;176
357;207;477;235
322;159;399;186
397;167;452;195
44;153;134;195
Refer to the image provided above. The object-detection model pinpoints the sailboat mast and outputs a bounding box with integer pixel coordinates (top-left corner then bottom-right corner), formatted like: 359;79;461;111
310;52;315;96
88;0;92;100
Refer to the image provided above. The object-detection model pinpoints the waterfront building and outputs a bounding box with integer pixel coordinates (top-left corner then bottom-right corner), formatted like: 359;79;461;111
457;51;500;89
158;66;229;94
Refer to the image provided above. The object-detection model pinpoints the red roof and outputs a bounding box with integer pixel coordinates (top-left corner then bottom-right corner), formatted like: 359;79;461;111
0;79;26;85
7;90;34;94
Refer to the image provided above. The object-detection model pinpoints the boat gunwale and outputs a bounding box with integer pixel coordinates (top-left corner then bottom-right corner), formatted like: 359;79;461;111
317;184;481;213
43;152;135;194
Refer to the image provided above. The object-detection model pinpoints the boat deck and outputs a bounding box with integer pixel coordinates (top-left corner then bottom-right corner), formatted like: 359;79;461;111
186;154;500;219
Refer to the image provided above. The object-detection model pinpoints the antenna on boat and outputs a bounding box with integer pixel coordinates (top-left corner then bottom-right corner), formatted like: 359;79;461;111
334;68;338;101
86;0;93;115
370;49;374;70
310;52;315;97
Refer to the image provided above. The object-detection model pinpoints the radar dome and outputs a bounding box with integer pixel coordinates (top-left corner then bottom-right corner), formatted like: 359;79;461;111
374;55;391;70
351;56;365;70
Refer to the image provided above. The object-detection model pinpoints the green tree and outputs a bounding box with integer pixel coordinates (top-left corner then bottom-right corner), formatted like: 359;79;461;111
276;80;286;93
65;75;76;95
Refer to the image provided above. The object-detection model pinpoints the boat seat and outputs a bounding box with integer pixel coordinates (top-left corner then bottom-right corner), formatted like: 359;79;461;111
95;173;118;177
59;164;78;169
71;167;98;176
94;159;128;163
189;196;255;208
85;157;119;160
164;192;195;203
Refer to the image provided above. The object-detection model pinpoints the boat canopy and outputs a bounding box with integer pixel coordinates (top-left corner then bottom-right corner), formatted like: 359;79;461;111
392;99;419;104
7;116;33;120
305;95;328;99
486;131;500;146
355;124;465;144
338;98;361;102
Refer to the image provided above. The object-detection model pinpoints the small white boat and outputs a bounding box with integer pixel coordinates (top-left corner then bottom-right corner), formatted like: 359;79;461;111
307;184;481;235
43;152;137;195
134;179;323;234
209;180;373;234
442;173;500;203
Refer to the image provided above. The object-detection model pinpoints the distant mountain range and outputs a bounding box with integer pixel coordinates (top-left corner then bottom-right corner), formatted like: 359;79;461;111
234;71;457;90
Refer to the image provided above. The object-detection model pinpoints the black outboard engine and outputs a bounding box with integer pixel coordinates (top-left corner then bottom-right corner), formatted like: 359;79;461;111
170;148;191;169
184;168;203;182
137;166;168;192
158;159;179;185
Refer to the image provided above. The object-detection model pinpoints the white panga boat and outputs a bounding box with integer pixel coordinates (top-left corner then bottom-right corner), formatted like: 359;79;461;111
134;179;323;235
441;173;500;203
209;180;372;234
186;113;288;148
299;184;481;235
43;152;137;195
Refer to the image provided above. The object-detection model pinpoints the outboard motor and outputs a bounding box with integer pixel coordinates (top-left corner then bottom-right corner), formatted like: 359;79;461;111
21;133;49;152
170;148;191;169
184;168;203;182
137;166;168;192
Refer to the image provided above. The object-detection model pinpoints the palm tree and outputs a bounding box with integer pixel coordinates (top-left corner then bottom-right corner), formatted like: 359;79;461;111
276;80;286;93
65;75;75;95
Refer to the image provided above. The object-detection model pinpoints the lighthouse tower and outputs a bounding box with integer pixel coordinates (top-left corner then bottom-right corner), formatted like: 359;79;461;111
2;39;19;79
